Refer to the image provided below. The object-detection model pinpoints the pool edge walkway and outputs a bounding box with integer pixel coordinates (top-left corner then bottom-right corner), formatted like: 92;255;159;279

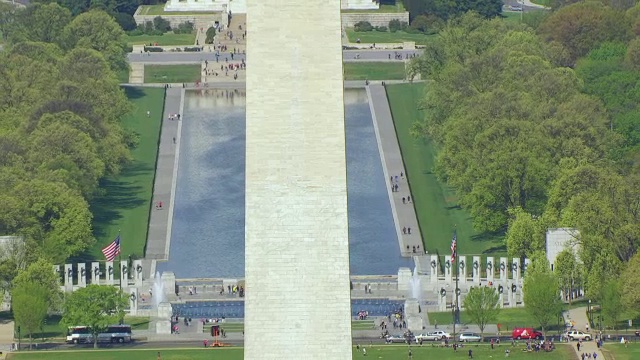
367;84;424;259
146;87;184;277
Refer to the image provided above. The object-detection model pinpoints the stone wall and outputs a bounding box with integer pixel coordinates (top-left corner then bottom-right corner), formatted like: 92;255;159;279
341;12;409;27
133;7;227;28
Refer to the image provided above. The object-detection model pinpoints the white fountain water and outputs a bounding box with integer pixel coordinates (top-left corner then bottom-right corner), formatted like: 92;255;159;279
410;266;422;301
153;272;166;307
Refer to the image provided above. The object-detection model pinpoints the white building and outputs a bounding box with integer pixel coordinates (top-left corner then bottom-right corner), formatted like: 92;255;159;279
546;228;579;271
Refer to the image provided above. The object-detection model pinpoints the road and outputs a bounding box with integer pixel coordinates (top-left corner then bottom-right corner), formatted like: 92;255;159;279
127;49;423;64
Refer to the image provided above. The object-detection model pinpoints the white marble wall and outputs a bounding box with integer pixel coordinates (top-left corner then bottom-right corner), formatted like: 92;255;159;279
244;0;352;358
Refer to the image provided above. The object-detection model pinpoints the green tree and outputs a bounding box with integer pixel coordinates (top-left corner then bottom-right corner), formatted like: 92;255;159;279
554;248;582;304
523;253;563;338
601;279;623;330
12;282;49;349
505;207;545;262
538;2;631;64
463;286;500;337
13;258;63;309
61;285;128;348
621;252;640;318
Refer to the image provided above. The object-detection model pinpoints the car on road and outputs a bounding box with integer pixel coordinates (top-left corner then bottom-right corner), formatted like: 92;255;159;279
512;327;543;340
565;330;592;341
458;332;482;342
386;334;413;343
415;331;451;341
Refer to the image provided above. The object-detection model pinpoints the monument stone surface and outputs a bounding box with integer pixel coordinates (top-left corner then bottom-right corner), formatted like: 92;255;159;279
244;0;352;358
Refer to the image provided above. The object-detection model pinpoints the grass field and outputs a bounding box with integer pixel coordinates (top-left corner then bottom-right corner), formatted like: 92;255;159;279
87;87;165;260
138;4;216;15
126;33;195;46
144;65;201;83
8;344;577;359
344;62;405;80
385;83;505;256
346;28;436;45
602;344;640;360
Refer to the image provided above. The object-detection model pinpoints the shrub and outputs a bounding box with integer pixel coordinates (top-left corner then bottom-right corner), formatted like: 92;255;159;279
183;46;203;52
354;21;373;32
153;16;171;33
127;28;144;36
205;26;217;44
175;21;194;34
410;15;429;33
144;21;154;34
389;19;408;32
144;46;164;52
375;26;388;32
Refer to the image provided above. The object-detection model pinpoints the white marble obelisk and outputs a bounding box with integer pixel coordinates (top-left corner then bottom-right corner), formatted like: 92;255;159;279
244;0;352;359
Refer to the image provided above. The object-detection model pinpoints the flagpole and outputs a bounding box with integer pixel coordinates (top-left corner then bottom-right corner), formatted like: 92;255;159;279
452;226;459;341
118;229;122;292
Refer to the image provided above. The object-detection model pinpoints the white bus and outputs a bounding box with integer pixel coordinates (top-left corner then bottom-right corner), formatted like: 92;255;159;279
66;325;132;344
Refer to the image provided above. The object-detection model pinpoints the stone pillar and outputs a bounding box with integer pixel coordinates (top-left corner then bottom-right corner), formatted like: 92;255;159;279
430;255;438;283
106;261;115;285
155;302;173;334
472;256;481;284
121;262;128;287
445;260;452;284
133;259;143;286
161;272;176;297
499;257;508;283
129;288;138;316
91;262;100;285
404;299;423;332
486;256;494;283
458;256;467;284
512;258;520;282
78;263;87;288
64;264;73;291
397;268;412;293
438;288;447;311
508;284;515;308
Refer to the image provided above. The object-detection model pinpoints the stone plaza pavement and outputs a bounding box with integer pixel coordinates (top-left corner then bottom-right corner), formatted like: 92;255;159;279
368;84;424;257
565;307;600;359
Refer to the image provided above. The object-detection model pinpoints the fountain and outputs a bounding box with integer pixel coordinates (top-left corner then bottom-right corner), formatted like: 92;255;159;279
152;272;166;307
405;266;424;331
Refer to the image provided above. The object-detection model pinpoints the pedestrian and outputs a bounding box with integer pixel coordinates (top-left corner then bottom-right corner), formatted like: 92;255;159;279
395;175;398;183
403;227;407;234
394;184;399;191
173;137;176;144
157;352;162;360
593;352;597;360
577;342;580;351
146;110;150;117
403;197;406;204
204;339;208;347
491;339;494;349
408;348;412;359
363;347;367;356
468;349;473;359
408;227;412;234
408;196;411;202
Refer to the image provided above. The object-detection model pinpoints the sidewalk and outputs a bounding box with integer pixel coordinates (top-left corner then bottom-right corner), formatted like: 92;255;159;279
367;84;424;257
145;88;184;268
566;307;600;358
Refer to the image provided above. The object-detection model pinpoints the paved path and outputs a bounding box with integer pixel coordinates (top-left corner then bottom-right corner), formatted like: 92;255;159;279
145;88;184;269
127;49;422;64
566;307;600;359
367;84;424;258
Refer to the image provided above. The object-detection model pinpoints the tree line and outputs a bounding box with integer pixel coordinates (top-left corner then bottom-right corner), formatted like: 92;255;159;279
0;3;133;283
409;1;640;324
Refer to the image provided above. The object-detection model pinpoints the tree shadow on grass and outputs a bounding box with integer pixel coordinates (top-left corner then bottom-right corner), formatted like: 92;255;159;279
123;86;147;100
470;230;507;254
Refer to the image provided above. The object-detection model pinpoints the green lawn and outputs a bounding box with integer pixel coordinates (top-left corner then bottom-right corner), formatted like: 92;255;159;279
603;344;640;360
144;65;201;83
346;28;436;45
138;4;216;15
386;83;505;256
116;67;130;84
126;33;195;46
530;0;551;6
342;3;406;13
344;62;405;80
9;344;576;359
88;87;165;260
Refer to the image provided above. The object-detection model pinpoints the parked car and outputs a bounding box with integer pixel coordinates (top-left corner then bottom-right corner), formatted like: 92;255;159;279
386;334;414;343
565;330;592;341
416;331;451;341
458;332;482;342
512;327;543;340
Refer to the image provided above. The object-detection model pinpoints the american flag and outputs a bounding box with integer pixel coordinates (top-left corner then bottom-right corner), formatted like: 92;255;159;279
102;235;121;261
450;230;457;263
